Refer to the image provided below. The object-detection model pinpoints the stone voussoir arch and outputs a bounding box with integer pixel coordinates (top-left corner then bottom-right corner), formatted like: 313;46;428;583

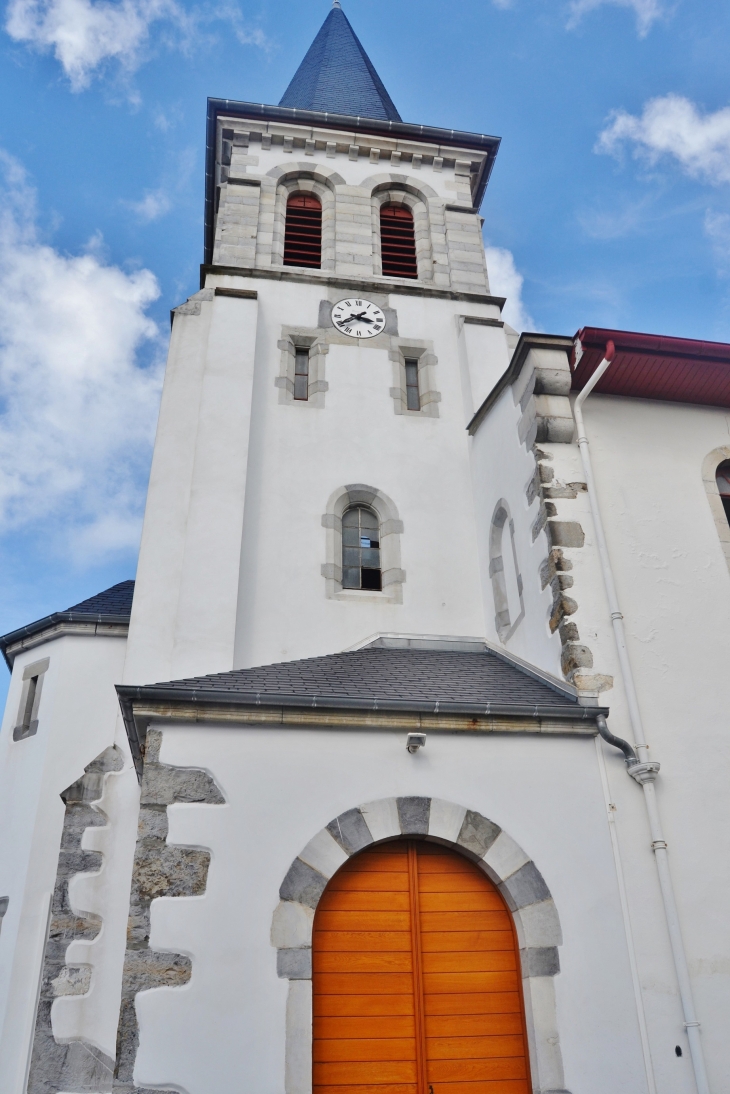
267;163;345;271
271;796;568;1094
363;174;438;282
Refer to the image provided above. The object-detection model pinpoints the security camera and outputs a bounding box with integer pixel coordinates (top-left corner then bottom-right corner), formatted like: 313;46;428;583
406;732;427;753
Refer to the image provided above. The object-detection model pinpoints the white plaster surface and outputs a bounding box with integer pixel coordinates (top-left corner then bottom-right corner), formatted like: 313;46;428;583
470;383;564;674
128;722;646;1094
0;634;129;1093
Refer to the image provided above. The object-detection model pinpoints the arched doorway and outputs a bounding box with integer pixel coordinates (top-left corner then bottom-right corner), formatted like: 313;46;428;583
312;839;531;1093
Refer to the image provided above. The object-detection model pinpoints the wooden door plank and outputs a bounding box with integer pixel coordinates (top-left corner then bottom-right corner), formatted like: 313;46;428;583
422;972;520;994
425;1034;529;1059
314;995;415;1017
425;1013;524;1037
423;992;522;1016
316;1016;416;1039
314;952;413;974
420;931;515;952
314;931;413;951
314;1037;418;1062
427;1058;528;1082
420;911;512;932
314;1061;418;1084
421;951;518;974
428;1081;530;1094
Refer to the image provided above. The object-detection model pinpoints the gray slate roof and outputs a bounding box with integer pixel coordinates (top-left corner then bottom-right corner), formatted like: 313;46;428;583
279;3;401;122
120;646;587;718
0;580;135;669
65;580;135;616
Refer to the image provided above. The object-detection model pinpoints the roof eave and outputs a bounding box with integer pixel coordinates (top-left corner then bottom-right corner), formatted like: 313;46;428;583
1;611;132;670
117;683;606;779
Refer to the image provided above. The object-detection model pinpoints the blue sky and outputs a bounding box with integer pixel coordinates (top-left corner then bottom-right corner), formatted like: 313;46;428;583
1;0;729;697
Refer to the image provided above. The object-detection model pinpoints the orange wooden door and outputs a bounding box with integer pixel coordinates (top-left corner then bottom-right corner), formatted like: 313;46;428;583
312;840;531;1094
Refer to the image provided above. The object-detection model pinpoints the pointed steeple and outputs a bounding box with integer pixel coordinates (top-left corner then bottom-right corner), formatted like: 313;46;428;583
279;2;401;122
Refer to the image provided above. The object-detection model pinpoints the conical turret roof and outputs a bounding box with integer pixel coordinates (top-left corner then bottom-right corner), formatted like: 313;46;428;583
279;2;401;122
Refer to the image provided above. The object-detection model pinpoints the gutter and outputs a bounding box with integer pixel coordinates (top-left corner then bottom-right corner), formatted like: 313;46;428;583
117;683;606;778
0;612;132;671
574;340;710;1094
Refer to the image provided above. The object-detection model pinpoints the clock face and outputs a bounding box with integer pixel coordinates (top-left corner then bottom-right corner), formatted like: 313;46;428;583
331;298;386;339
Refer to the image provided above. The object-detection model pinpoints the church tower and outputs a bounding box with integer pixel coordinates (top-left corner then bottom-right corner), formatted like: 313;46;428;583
121;0;508;690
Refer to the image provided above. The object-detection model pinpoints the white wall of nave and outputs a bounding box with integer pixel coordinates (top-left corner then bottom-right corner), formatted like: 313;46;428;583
129;721;652;1094
551;395;730;1091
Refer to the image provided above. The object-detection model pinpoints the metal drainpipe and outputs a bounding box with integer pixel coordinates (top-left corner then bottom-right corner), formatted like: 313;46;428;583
573;343;710;1094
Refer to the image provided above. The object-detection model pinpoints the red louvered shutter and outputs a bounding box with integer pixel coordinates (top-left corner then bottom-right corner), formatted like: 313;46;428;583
284;194;322;268
380;204;418;280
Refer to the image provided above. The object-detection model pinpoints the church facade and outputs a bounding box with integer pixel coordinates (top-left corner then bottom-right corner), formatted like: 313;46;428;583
1;5;729;1094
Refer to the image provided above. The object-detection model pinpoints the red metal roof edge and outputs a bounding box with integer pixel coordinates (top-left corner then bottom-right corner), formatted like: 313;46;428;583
574;326;730;367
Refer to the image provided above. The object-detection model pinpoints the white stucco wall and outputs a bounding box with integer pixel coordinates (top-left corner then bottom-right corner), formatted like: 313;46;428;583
128;720;649;1094
469;384;563;676
0;633;130;1094
552;395;730;1092
470;387;730;1091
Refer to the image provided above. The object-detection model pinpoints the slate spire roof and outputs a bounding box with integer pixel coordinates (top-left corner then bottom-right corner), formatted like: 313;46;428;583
279;2;401;122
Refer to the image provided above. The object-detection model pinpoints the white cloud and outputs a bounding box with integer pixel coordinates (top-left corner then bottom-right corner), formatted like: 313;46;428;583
485;246;535;333
0;152;163;560
125;186;172;221
5;0;267;91
705;209;730;273
567;0;666;37
597;94;730;185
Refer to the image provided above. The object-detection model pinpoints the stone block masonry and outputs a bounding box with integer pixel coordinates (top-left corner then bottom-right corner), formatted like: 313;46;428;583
112;730;224;1094
27;746;123;1094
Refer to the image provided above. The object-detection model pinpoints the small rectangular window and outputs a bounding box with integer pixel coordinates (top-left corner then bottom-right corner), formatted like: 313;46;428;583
22;677;38;732
13;656;49;741
294;348;310;401
405;357;420;411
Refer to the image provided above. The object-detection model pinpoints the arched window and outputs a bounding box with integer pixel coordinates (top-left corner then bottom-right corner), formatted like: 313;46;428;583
342;506;381;590
380;203;418;279
283;193;322;268
490;501;524;641
312;840;532;1094
717;460;730;523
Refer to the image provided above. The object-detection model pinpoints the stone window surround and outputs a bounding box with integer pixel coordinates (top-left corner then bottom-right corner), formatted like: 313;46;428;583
490;499;525;642
702;445;730;576
369;181;436;283
276;327;330;409
321;484;405;604
13;656;50;741
389;338;440;418
268;166;344;272
271;796;567;1094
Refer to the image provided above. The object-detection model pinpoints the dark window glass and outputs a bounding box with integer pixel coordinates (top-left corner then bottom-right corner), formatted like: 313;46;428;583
405;357;420;411
717;460;730;524
284;194;322;268
294;348;309;401
380;204;418;279
22;677;38;732
341;507;381;590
